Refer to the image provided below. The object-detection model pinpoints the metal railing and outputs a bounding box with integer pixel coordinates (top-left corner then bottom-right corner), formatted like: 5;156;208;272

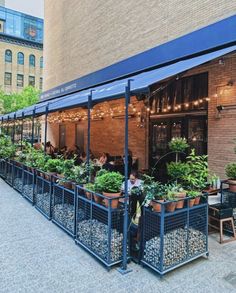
75;185;127;268
52;176;77;237
13;162;23;193
141;196;208;275
35;171;53;219
22;165;35;204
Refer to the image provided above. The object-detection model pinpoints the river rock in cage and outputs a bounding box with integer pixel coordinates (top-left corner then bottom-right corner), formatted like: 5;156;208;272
53;204;75;232
77;219;123;262
144;227;206;270
6;173;12;182
35;192;51;215
13;178;23;190
22;184;34;200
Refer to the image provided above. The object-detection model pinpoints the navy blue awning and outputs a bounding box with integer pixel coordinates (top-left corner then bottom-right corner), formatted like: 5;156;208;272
1;44;236;121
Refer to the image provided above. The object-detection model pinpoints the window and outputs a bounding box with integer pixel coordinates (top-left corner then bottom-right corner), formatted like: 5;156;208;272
39;77;43;90
29;76;35;87
29;54;35;67
5;50;12;63
150;72;208;114
40;56;43;68
17;74;24;87
4;72;12;85
17;52;24;65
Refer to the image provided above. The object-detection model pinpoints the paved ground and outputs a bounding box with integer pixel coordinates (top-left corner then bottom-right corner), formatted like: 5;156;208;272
0;179;236;293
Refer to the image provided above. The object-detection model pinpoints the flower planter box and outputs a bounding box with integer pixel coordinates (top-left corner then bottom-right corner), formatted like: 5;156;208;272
141;197;208;275
75;185;127;268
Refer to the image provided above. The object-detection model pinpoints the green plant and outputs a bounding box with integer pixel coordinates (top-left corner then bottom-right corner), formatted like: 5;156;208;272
168;137;189;153
183;149;208;191
187;190;200;198
0;135;16;159
84;182;95;192
167;161;190;181
225;163;236;179
57;159;75;177
94;172;124;193
45;158;64;173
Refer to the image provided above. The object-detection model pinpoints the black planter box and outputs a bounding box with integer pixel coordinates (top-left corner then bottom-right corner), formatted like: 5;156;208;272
209;203;233;219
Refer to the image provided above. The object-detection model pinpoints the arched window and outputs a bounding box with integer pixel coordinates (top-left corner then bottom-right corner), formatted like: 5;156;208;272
29;54;35;67
5;50;12;63
17;52;24;65
40;56;43;68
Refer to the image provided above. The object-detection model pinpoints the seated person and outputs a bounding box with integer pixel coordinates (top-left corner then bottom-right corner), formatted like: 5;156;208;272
75;151;87;165
45;141;55;156
99;152;107;165
102;153;115;171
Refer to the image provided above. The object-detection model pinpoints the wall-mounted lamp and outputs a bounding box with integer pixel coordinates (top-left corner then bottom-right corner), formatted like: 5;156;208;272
216;104;236;113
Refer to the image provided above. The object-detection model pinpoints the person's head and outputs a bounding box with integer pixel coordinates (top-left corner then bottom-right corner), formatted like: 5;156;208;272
46;141;51;147
80;151;86;158
129;170;138;184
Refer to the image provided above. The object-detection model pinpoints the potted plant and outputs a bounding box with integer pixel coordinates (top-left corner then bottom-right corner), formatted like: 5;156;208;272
167;161;190;183
44;158;64;180
84;182;95;200
225;163;236;192
164;190;177;212
168;137;189;162
142;176;165;212
168;183;186;209
187;190;200;207
94;171;123;209
182;149;208;205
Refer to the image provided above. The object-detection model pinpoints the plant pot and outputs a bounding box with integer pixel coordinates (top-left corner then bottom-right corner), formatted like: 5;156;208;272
45;172;57;181
194;196;201;205
103;192;120;209
93;194;103;204
166;201;177;213
227;179;236;192
175;192;186;209
151;199;164;212
188;198;195;208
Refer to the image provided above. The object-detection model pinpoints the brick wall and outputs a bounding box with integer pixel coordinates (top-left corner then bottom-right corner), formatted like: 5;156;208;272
44;0;236;91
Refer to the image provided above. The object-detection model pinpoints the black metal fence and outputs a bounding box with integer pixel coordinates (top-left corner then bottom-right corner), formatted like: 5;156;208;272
35;171;52;219
0;159;6;179
13;162;23;193
52;177;77;237
75;186;126;268
5;160;13;185
141;196;208;275
22;166;35;204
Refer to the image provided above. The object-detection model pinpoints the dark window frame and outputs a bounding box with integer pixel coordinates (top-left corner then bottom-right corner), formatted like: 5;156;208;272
5;49;12;63
4;72;12;85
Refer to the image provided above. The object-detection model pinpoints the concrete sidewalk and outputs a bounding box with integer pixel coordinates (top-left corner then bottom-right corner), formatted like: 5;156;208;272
0;178;235;293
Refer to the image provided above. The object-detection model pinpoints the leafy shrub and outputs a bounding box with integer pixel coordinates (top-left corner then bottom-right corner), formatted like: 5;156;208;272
94;172;124;193
225;163;236;179
168;137;189;153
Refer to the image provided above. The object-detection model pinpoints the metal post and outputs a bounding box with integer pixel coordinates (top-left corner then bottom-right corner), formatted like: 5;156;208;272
31;107;36;146
1;117;3;134
44;104;49;152
87;91;92;181
6;116;9;135
21;112;24;149
12;113;16;143
118;80;132;274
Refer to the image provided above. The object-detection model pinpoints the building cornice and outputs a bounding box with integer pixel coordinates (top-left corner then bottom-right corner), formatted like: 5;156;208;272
0;33;43;50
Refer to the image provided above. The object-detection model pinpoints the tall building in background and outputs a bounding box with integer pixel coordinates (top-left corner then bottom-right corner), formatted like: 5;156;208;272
0;6;43;93
0;1;5;7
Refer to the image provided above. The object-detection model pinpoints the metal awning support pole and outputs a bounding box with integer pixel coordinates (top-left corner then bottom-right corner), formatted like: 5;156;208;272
31;107;36;146
118;80;132;275
21;112;24;149
44;104;49;153
6;116;9;136
1;117;3;134
86;91;92;181
12;113;16;143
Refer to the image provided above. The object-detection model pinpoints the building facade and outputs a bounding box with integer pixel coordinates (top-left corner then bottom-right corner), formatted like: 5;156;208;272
0;6;43;93
8;1;236;180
